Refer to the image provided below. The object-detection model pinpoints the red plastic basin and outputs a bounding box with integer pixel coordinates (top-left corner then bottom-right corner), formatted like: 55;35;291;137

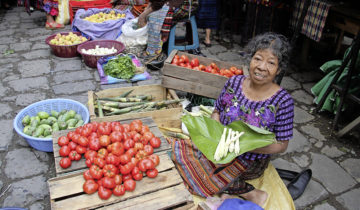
45;32;89;58
77;40;125;68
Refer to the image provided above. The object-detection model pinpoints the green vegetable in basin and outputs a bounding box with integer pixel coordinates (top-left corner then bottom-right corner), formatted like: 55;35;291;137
103;55;135;80
181;115;276;164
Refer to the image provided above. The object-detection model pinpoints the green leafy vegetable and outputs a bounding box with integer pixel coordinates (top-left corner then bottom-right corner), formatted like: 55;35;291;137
103;55;135;80
181;115;276;164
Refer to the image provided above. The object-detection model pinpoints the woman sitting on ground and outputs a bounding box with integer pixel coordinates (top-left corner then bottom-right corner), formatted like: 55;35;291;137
171;32;294;207
136;0;198;60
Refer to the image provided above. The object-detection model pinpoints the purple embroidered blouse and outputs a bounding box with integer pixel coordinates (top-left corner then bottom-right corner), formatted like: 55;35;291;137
214;75;294;160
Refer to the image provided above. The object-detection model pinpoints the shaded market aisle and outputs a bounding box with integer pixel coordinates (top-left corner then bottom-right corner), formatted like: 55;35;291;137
0;7;359;210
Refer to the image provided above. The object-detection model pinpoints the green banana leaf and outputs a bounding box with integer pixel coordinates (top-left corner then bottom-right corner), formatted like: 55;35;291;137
181;115;276;164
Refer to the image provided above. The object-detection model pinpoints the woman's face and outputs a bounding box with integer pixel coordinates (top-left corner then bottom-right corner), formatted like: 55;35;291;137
249;48;279;86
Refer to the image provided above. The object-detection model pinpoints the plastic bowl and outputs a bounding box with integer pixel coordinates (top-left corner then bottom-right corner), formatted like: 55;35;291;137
45;32;89;58
13;99;90;152
77;40;125;68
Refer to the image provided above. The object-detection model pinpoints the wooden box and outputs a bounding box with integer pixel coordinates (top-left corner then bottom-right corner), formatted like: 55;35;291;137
49;117;194;209
162;50;248;99
88;84;182;128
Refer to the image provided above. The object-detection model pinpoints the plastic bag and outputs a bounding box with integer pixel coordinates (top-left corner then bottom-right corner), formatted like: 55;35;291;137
56;0;70;25
116;17;148;47
72;8;134;40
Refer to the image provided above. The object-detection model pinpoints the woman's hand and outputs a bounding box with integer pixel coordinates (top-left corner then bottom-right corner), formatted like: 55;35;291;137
250;140;289;154
211;109;220;122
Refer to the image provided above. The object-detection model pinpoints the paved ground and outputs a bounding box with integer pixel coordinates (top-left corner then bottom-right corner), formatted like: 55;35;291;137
1;7;360;210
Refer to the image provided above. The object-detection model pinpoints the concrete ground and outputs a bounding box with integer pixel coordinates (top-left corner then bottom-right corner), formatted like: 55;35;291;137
1;7;360;210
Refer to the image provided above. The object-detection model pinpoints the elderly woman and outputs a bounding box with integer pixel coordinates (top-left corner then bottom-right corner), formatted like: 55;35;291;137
136;0;198;60
171;32;293;207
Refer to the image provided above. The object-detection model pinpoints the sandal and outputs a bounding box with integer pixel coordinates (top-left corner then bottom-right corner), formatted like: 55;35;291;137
202;40;212;48
45;21;65;30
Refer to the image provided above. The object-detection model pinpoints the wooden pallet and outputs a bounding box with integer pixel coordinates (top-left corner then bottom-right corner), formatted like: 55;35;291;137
49;117;193;209
52;117;171;175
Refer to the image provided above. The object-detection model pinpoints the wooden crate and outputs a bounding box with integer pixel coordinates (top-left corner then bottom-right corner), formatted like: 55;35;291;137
53;117;171;175
162;50;248;99
49;117;193;209
88;84;182;128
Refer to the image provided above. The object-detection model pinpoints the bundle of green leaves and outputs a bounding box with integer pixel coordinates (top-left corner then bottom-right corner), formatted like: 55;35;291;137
104;55;135;80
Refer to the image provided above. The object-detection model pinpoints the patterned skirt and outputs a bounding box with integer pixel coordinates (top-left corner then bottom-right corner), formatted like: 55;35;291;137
170;139;270;197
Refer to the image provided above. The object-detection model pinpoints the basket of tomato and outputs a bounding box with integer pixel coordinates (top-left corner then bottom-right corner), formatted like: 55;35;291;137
56;119;162;200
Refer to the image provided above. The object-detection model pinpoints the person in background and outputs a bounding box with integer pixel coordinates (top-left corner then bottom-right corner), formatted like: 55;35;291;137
136;0;198;60
196;0;218;47
42;0;64;29
171;32;293;207
113;0;148;17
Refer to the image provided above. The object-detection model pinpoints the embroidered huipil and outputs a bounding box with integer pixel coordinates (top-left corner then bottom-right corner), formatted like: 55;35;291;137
214;75;294;160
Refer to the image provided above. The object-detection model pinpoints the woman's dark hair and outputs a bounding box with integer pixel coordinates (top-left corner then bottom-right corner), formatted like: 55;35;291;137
244;32;291;74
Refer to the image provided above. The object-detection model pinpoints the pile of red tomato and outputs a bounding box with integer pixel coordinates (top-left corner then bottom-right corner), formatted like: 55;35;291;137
57;120;162;200
171;54;243;78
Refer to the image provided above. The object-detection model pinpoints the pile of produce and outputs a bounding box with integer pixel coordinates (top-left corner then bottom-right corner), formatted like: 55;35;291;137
57;120;162;199
49;32;88;46
22;110;84;138
81;45;118;56
171;54;244;78
93;89;182;117
83;10;126;23
103;55;135;80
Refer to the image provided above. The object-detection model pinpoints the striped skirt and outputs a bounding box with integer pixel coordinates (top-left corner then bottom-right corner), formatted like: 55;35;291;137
171;139;270;197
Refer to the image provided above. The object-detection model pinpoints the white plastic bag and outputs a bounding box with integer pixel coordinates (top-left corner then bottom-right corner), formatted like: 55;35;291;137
56;0;70;25
117;18;148;47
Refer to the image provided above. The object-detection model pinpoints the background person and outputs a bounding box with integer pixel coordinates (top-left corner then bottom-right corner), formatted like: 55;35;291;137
171;32;293;207
196;0;218;47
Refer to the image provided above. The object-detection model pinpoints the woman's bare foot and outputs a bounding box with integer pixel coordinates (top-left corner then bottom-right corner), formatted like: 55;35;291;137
240;189;268;207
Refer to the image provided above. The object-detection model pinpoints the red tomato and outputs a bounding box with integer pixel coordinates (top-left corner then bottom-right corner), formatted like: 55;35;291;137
130;121;142;132
113;185;125;196
181;55;189;63
89;165;103;180
75;126;83;135
123;139;135;150
98;186;112;200
142;132;154;144
179;62;187;67
119;163;132;175
103;164;118;178
235;69;243;75
174;55;180;60
111;142;125;156
102;177;116;189
179;58;185;64
114;174;123;185
124;179;136;192
132;133;142;142
132;172;143;181
98;124;111;135
171;58;180;65
67;131;76;141
146;169;159;178
83;169;93;180
68;141;78;151
126;148;137;157
59;145;71;157
88;137;101;151
205;66;212;73
122;124;130;132
71;133;80;144
69;150;81;161
210;62;218;70
134;142;144;151
119;153;131;165
110;122;121;131
76;145;87;154
77;136;89;147
109;131;123;143
149;137;161;148
140;125;150;135
148;154;160;167
85;150;97;160
59;157;72;169
130;157;139;166
199;64;206;71
112;124;124;132
122;174;132;182
94;157;106;168
190;58;199;67
138;159;154;172
105;153;120;166
85;157;94;168
144;145;154;155
97;148;108;159
80;127;92;137
90;121;99;132
135;150;147;160
57;136;69;147
83;180;98;194
99;135;111;147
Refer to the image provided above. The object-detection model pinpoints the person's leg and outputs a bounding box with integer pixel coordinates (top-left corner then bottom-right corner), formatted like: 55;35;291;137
204;28;211;45
45;14;64;29
240;189;268;207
